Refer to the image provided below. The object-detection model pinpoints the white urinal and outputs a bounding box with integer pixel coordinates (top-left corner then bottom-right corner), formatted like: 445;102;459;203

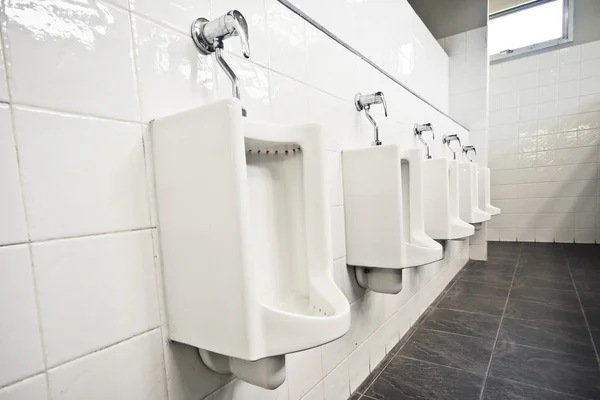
151;99;350;390
459;162;492;224
478;167;501;216
423;158;475;240
342;145;443;294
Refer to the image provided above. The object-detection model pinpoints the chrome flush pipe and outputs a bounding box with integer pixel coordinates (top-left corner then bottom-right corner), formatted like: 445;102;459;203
354;92;388;146
191;10;250;116
462;145;477;162
442;134;461;160
414;123;434;159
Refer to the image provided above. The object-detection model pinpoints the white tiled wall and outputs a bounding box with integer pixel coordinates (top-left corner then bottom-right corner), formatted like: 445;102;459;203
439;26;490;260
289;0;450;113
0;1;469;399
488;40;600;243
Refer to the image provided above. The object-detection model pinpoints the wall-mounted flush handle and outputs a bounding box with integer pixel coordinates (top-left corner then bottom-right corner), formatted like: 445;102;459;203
462;145;477;162
355;92;387;146
414;123;434;159
442;134;461;160
191;11;250;116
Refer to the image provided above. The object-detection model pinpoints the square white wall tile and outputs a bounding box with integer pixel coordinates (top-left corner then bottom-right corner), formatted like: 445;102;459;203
348;343;370;393
266;0;307;82
129;0;210;34
3;1;140;121
286;347;323;400
270;71;309;124
132;16;217;122
323;359;350;400
0;105;27;245
47;329;166;400
0;375;47;400
13;107;150;240
0;245;44;387
32;230;160;367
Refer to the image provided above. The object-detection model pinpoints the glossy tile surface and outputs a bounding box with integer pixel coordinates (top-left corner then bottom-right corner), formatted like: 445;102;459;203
351;242;600;400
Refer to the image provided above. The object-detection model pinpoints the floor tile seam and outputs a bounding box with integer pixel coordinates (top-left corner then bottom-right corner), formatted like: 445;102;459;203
434;305;503;318
391;354;486;377
478;243;523;400
564;251;600;370
357;262;474;397
415;327;498;342
506;297;588;315
494;337;597;359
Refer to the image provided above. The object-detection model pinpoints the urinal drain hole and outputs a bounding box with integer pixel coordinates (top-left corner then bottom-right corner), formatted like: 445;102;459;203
311;304;329;316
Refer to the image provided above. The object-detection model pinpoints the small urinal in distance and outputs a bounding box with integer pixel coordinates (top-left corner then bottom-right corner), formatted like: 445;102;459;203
151;98;350;390
342;146;443;294
479;167;501;216
422;157;475;240
459;161;492;224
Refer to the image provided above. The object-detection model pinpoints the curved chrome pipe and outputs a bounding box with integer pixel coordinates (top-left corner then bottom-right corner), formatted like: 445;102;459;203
442;134;461;160
462;145;477;162
191;11;250;116
414;123;434;159
355;92;388;146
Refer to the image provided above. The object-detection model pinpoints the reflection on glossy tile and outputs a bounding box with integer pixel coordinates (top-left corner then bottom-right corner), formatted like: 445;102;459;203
129;0;210;33
4;0;140;121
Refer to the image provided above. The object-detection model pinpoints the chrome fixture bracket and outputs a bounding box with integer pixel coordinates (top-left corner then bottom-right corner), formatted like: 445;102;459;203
462;145;477;162
355;92;388;146
191;11;250;116
414;123;434;159
442;134;461;160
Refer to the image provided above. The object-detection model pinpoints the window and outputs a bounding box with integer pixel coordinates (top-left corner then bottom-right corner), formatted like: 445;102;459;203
488;0;573;60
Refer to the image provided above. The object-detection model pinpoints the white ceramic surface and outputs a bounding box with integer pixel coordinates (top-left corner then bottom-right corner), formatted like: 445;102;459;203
459;162;492;224
152;98;350;389
342;145;443;294
478;167;501;216
423;158;475;239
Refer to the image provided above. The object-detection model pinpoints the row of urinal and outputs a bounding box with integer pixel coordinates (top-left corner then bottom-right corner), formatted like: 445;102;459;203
149;9;500;392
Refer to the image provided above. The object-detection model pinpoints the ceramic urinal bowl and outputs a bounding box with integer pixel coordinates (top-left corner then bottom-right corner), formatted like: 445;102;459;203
151;99;350;390
342;146;443;294
459;162;492;224
478;167;501;216
423;158;475;240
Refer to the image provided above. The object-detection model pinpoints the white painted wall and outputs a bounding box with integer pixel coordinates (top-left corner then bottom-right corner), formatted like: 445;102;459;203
488;40;600;243
0;1;469;399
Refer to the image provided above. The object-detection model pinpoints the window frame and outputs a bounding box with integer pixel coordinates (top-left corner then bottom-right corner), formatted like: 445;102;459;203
489;0;574;61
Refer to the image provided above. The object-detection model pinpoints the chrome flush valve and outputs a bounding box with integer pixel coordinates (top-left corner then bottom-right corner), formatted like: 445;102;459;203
462;145;477;162
414;123;434;159
355;92;388;146
442;134;462;160
191;11;250;116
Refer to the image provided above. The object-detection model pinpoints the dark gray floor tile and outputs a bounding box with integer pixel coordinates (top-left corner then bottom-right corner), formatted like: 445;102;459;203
512;271;575;291
509;286;580;309
365;356;483;400
489;341;600;398
579;291;600;309
499;317;594;356
505;299;587;326
517;261;569;272
583;308;600;331
421;308;501;339
437;292;507;316
446;279;511;300
399;329;494;375
483;377;583;399
572;271;600;292
461;265;515;286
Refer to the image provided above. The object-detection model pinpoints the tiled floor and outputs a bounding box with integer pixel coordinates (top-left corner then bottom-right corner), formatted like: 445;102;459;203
350;242;600;400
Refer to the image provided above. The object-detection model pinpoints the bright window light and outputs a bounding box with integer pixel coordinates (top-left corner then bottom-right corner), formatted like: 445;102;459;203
489;0;565;55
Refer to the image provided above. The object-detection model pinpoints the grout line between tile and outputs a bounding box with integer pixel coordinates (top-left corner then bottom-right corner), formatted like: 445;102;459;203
564;251;600;370
478;242;523;400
